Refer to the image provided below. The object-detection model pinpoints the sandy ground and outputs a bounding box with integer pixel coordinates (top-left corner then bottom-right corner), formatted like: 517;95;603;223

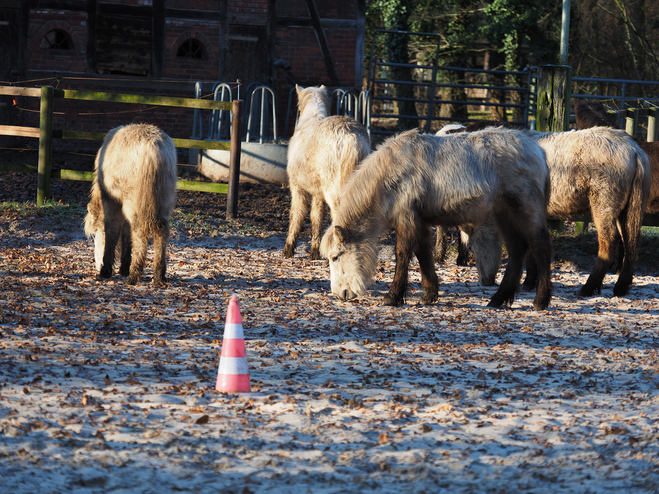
0;203;658;493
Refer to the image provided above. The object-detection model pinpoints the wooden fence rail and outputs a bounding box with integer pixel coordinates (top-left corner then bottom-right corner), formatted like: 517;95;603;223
0;85;243;218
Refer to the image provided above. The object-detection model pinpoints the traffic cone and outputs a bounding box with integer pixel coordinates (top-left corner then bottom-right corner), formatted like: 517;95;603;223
215;294;251;393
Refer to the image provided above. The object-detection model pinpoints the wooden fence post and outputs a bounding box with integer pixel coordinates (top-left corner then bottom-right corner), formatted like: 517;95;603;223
227;99;243;219
647;108;657;142
37;85;54;205
537;66;572;232
625;108;639;137
536;65;572;132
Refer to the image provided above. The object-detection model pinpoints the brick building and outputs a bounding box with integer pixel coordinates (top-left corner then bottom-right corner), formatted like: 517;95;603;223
0;0;366;151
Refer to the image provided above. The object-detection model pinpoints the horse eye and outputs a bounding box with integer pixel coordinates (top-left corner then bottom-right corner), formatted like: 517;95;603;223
331;254;341;263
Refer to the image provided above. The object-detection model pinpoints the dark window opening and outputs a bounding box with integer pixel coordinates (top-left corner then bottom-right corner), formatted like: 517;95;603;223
95;13;151;76
177;39;205;60
41;29;73;50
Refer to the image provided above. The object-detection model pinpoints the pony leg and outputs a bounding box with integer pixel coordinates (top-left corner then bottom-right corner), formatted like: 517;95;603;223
416;226;439;305
126;223;148;285
119;220;132;277
579;218;617;297
488;213;528;308
383;229;415;306
522;253;537;291
309;194;325;260
283;187;309;258
152;219;170;287
433;226;448;264
527;225;553;310
100;208;122;279
456;229;471;266
613;213;640;297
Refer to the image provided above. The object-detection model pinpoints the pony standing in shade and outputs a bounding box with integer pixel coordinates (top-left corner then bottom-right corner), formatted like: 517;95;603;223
84;123;177;287
321;127;553;310
283;85;370;260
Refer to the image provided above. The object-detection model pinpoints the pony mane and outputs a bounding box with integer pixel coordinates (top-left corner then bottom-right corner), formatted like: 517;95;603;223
336;129;421;233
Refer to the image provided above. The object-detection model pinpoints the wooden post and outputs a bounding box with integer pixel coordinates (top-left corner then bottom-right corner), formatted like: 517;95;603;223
37;86;54;205
647;108;657;142
227;99;243;219
625;108;638;137
536;65;572;132
304;0;340;87
537;66;571;232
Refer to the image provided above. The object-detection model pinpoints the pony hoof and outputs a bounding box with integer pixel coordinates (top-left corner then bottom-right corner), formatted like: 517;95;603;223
578;286;600;297
383;294;403;306
309;250;321;261
612;284;630;297
487;293;513;309
125;275;141;285
282;246;295;258
153;278;167;288
419;292;438;305
99;266;113;279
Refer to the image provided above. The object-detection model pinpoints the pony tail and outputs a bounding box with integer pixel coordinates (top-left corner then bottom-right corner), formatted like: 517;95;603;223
623;149;651;248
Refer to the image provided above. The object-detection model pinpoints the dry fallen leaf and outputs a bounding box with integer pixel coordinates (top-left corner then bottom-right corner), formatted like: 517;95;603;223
378;432;389;445
195;414;210;425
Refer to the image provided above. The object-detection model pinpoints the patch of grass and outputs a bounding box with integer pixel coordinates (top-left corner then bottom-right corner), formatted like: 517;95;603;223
0;200;85;218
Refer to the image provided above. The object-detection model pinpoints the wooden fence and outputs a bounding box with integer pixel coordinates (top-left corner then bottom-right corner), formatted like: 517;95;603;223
619;107;658;142
0;85;243;218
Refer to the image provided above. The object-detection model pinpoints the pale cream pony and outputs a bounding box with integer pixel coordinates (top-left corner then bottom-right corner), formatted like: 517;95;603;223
84;123;177;287
283;85;370;260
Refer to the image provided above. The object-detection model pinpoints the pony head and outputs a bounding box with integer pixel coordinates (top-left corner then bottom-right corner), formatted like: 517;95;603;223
83;199;105;272
320;224;379;301
296;85;329;121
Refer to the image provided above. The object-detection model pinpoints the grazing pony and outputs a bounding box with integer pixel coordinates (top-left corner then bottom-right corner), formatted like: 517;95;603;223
84;123;177;287
320;127;553;310
443;123;651;297
283;85;370;260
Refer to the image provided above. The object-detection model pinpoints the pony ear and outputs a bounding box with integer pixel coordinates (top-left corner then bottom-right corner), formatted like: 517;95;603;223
335;225;350;243
320;85;326;90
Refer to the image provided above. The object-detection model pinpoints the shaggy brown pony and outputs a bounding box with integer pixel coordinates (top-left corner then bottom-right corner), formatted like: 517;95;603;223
320;127;553;310
441;122;651;297
84;123;177;287
283;85;370;260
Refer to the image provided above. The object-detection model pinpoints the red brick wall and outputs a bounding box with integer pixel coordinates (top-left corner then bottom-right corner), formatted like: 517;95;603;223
164;20;221;80
28;11;87;73
21;0;363;149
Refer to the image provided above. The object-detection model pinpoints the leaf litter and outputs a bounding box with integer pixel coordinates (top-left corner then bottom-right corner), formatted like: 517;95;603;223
0;179;658;493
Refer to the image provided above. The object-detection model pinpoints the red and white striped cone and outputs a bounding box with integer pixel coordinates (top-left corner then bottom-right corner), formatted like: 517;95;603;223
215;295;251;393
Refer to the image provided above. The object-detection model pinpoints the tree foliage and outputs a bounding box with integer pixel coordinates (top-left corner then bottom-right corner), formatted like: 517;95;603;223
366;0;659;82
